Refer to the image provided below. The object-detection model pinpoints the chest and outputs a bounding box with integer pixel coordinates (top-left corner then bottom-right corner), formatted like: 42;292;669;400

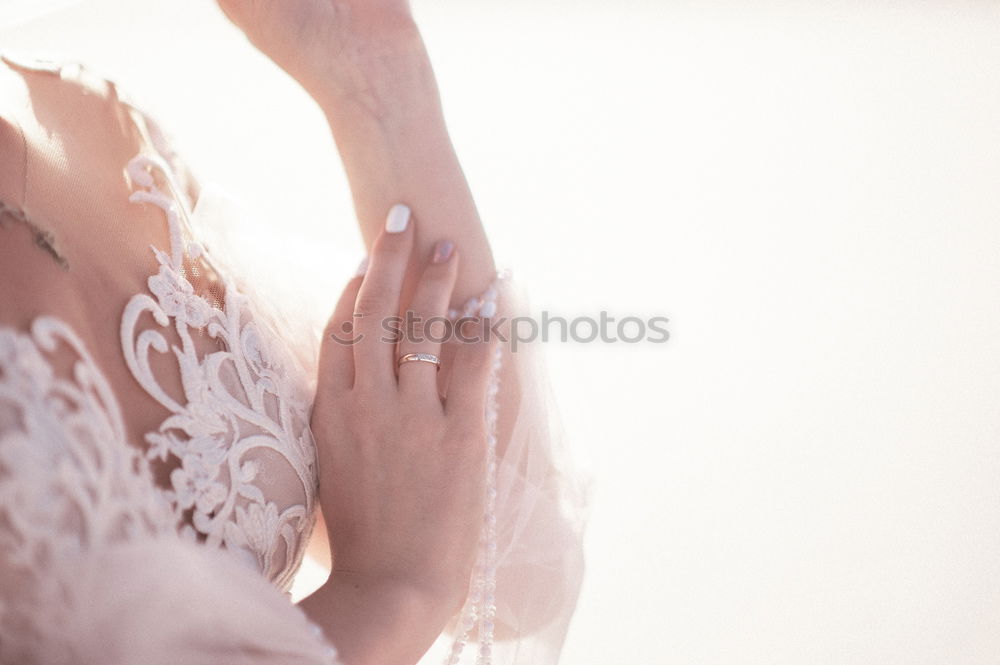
0;152;320;591
0;54;320;590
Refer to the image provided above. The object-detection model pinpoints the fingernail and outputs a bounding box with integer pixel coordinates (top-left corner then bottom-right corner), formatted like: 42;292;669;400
354;256;369;277
385;203;410;233
432;239;454;264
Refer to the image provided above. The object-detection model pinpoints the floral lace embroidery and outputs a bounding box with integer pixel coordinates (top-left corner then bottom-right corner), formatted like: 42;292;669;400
120;153;320;589
0;317;175;660
0;317;175;544
0;316;341;664
0;49;523;663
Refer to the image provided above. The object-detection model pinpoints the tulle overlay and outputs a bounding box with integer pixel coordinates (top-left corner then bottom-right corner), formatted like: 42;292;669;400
0;51;592;664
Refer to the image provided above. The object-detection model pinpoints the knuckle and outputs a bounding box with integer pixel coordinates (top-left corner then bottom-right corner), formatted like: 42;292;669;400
372;230;409;259
351;375;385;402
314;372;345;400
405;316;448;344
403;402;444;429
420;267;453;292
353;291;386;319
347;400;390;439
455;318;488;345
426;317;449;342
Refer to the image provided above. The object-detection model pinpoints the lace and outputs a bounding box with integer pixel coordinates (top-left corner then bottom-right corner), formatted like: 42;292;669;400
0;150;337;661
121;152;319;589
0;48;331;657
0;317;168;660
0;319;340;664
0;249;504;665
0;50;584;665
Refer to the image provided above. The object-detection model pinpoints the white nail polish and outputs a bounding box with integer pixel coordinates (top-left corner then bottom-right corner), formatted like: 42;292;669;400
354;256;369;277
385;203;410;233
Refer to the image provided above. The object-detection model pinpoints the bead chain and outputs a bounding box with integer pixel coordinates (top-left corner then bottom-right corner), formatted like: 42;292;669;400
443;271;506;665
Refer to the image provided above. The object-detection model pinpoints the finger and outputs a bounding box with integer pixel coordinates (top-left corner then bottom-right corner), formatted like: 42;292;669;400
318;269;366;392
396;240;459;400
352;203;414;390
445;317;501;419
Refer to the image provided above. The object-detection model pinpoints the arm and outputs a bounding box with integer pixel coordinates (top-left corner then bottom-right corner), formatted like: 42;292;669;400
218;0;592;656
316;48;497;309
216;0;495;306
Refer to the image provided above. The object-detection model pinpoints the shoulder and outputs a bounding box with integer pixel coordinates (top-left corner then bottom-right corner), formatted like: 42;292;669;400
2;51;201;217
0;50;145;218
0;56;28;213
0;57;60;331
0;50;204;327
0;52;133;332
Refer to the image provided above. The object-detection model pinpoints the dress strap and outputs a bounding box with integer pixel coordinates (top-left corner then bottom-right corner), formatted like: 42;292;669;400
0;48;198;218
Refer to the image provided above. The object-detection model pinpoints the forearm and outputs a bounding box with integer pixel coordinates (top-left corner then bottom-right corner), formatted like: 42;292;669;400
311;32;497;307
298;571;460;665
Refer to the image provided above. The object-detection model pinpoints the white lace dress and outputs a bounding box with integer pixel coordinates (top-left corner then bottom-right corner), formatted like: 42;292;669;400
0;51;591;665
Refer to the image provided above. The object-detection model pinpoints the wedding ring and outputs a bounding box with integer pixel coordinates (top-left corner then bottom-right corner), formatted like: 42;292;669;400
397;352;441;371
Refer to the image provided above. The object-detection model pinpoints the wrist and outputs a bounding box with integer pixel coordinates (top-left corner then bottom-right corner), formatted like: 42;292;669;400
306;23;441;120
329;565;469;620
300;570;465;665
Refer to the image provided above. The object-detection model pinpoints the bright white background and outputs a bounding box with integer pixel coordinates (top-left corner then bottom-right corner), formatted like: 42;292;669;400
3;1;1000;663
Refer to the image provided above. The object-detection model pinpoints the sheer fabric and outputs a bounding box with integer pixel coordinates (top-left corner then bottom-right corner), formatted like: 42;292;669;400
0;50;592;664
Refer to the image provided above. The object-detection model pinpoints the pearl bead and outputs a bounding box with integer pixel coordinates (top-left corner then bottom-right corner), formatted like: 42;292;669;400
442;271;508;665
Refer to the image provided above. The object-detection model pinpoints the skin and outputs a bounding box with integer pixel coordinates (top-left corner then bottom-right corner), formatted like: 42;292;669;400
302;220;499;665
0;1;536;661
215;1;513;664
0;3;531;661
215;0;497;306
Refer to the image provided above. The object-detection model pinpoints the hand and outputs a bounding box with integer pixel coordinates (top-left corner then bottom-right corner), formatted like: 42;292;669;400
215;0;432;111
310;204;497;615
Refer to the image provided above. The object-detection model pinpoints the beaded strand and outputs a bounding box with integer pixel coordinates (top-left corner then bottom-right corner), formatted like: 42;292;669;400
443;271;506;665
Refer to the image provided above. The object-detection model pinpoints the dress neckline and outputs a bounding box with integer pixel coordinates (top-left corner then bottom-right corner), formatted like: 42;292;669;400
0;47;321;590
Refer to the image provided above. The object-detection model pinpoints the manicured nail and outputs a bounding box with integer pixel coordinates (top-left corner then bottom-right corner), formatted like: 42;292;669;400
432;239;454;264
385;203;410;233
354;256;369;277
